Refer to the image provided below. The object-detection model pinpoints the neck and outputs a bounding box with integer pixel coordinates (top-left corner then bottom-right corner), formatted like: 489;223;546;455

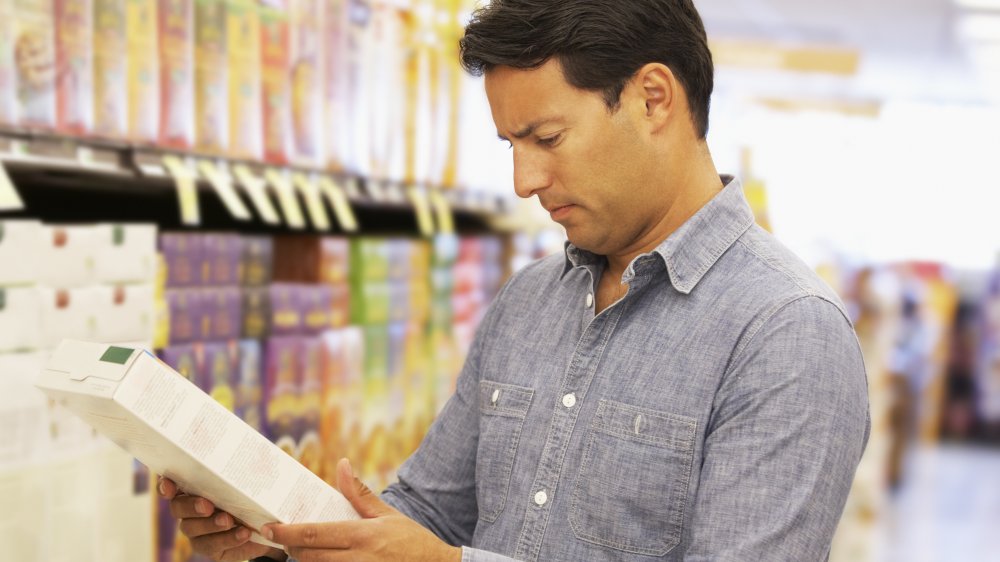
605;144;724;280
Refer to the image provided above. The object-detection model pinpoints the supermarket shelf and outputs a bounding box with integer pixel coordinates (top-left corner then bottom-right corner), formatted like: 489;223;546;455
0;129;513;234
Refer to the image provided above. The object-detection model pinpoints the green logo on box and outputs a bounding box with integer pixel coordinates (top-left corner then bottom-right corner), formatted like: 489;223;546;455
100;346;134;365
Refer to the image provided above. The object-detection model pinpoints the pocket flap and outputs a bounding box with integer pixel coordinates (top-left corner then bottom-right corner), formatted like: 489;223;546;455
479;380;533;417
593;399;696;448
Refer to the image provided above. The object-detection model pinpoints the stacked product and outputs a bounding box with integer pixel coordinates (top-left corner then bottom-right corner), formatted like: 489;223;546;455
428;233;459;412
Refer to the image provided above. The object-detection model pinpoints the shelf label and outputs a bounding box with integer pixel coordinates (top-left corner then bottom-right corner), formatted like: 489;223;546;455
406;185;435;237
232;165;281;225
264;168;306;229
199;161;252;221
317;177;359;233
162;155;200;226
429;189;455;234
0;161;24;211
292;173;331;231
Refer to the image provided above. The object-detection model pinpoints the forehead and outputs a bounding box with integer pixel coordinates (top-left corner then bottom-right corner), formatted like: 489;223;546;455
484;60;603;131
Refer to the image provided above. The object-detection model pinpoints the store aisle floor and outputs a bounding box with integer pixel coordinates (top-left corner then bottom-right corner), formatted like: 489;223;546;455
879;443;1000;562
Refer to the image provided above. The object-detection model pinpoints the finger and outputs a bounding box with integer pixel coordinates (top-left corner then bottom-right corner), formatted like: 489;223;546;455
179;510;236;538
264;521;367;549
286;547;364;562
157;477;178;499
189;525;252;559
336;458;393;518
169;495;217;519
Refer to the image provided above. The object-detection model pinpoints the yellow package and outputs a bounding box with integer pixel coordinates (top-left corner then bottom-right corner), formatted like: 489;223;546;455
194;0;228;153
93;0;127;138
227;0;262;160
12;0;57;129
126;0;158;142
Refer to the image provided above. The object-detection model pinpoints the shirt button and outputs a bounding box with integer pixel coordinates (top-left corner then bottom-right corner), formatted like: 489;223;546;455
562;393;577;408
585;293;594;308
534;490;548;506
491;389;500;405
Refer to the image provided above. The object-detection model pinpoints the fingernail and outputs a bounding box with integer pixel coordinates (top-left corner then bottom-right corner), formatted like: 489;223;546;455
344;458;354;479
157;479;165;496
196;499;211;515
262;525;273;541
236;527;250;541
214;513;229;527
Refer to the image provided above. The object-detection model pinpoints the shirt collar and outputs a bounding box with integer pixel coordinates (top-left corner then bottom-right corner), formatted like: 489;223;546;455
561;175;755;294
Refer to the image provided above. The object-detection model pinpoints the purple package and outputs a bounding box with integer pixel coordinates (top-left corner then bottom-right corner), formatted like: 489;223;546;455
264;335;302;455
200;340;239;412
241;236;274;287
203;233;243;286
301;284;333;334
159;233;204;288
269;282;304;335
298;335;324;475
237;339;264;431
241;286;271;339
158;343;200;383
165;289;205;344
205;287;242;340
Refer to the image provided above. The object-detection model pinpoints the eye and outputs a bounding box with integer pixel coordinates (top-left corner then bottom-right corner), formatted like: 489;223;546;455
538;133;562;147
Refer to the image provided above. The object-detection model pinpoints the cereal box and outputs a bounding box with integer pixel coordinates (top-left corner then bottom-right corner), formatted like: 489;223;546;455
158;0;194;148
226;0;262;159
193;0;228;153
126;0;158;141
11;0;57;128
55;0;94;134
93;0;128;138
260;3;290;164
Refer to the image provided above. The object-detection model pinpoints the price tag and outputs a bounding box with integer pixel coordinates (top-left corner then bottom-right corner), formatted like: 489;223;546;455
406;185;435;237
317;177;359;233
199;161;252;220
292;173;331;231
232;165;281;225
162;155;200;225
428;189;455;234
0;160;24;211
264;168;306;229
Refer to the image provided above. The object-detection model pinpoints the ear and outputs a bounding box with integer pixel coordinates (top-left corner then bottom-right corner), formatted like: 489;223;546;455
631;63;676;133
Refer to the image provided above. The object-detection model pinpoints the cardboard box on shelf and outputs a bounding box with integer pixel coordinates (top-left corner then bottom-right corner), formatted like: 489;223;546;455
203;233;242;286
159;233;203;287
241;285;271;339
240;236;273;287
39;286;100;349
35;340;360;549
273;236;349;284
236;338;263;431
10;0;57;129
264;335;301;456
126;0;158;142
0;220;42;286
269;283;303;335
0;352;49;470
226;0;262;160
301;284;332;334
349;237;389;283
329;282;350;329
261;3;290;164
298;335;323;474
93;0;127;138
165;288;206;344
193;0;229;153
205;286;242;340
37;225;98;288
92;284;155;344
288;0;323;164
0;287;42;352
158;0;195;149
199;340;239;412
350;281;389;326
93;224;158;284
159;342;200;382
55;0;94;135
0;0;14;124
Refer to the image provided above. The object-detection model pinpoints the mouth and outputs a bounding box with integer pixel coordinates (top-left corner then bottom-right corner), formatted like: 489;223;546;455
545;204;576;221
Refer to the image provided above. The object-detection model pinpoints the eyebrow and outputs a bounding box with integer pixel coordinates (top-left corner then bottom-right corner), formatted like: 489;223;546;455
497;117;565;142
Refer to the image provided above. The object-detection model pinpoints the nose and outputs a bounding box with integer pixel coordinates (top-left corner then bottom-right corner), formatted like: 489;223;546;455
512;148;552;199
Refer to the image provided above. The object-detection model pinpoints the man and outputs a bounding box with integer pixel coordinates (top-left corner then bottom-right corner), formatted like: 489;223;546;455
162;1;870;560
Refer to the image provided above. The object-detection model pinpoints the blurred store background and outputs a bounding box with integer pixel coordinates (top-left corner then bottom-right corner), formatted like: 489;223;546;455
1;0;998;560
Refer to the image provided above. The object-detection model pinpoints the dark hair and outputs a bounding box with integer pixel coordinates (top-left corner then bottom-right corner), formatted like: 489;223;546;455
460;0;714;139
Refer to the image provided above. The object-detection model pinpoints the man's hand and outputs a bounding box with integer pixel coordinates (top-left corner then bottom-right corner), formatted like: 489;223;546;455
158;477;288;562
263;458;463;562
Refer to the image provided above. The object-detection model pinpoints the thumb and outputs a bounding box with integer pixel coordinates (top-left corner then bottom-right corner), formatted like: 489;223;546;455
336;458;393;519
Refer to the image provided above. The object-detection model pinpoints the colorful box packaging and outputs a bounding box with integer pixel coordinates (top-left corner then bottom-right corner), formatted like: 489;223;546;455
288;0;323;164
37;225;97;288
11;0;57;129
298;335;324;474
432;233;458;266
165;288;205;344
260;2;290;164
351;281;389;326
93;0;127;138
269;282;303;335
329;281;350;328
0;0;14;124
55;0;94;134
264;335;302;456
387;238;411;282
202;233;242;286
199;340;239;412
206;286;241;340
322;0;348;170
388;280;409;323
0;286;42;352
301;284;332;334
158;342;200;382
226;0;262;159
236;338;263;430
241;285;270;339
349;237;389;283
158;0;194;149
193;0;228;153
93;224;158;284
126;0;158;142
240;236;273;287
321;237;350;284
159;233;203;287
92;283;155;344
0;220;42;286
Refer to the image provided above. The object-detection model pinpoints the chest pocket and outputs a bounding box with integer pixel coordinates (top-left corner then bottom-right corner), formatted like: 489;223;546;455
570;399;696;557
476;380;534;523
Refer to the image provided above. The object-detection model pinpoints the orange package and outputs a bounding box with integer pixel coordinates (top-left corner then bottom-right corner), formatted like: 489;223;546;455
193;0;228;153
226;0;262;159
56;0;94;135
260;1;290;164
126;0;158;142
11;0;57;129
93;0;127;138
289;0;323;164
158;0;194;149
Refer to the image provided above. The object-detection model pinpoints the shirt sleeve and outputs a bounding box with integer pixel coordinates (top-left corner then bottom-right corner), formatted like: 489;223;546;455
684;295;871;561
461;546;523;561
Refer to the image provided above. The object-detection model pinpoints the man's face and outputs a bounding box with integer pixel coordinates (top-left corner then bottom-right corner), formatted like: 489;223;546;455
485;60;665;256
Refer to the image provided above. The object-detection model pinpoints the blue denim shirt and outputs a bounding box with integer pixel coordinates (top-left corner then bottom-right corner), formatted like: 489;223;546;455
379;176;870;561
